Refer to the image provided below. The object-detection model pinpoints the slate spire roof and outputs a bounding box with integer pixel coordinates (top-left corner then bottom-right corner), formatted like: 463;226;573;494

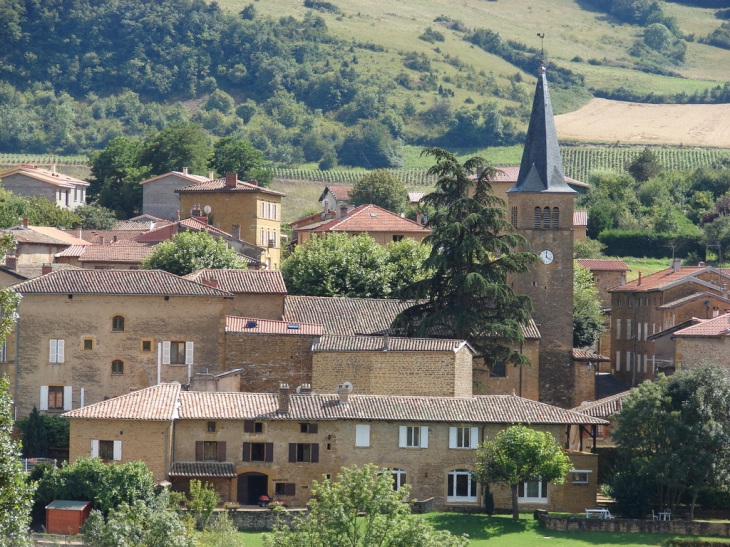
508;65;575;194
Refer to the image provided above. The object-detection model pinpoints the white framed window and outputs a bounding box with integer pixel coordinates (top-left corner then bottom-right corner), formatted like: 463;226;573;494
518;478;548;503
616;319;621;340
449;426;478;449
637;323;641;341
571;470;591;484
399;425;428;448
260;202;265;218
273;203;278;220
40;385;72;411
355;424;370;447
616;351;621;372
91;439;122;461
447;469;477;502
49;339;65;363
162;341;193;365
644;354;648;373
626;351;631;371
627;319;632;339
389;468;407;491
644;323;648;341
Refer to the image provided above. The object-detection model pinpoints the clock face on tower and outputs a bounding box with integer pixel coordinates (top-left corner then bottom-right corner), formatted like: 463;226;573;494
539;250;554;265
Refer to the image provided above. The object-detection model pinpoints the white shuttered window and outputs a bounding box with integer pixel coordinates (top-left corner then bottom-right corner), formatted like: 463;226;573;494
355;424;370;447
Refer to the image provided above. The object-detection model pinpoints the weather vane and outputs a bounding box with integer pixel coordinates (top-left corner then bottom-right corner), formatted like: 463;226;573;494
537;33;545;64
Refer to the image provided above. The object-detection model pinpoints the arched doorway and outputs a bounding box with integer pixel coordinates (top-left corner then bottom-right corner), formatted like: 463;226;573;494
237;472;268;505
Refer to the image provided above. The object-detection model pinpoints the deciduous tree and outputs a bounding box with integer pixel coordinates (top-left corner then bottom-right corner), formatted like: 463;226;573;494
573;262;605;348
141;231;248;276
74;204;117;230
474;425;572;520
138;123;212;176
350;169;408;214
628;147;663;182
88;136;147;218
209;137;272;186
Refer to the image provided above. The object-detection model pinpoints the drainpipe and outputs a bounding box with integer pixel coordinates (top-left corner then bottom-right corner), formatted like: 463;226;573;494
13;312;19;421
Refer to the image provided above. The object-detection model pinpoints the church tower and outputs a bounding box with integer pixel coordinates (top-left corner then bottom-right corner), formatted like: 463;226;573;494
507;64;576;408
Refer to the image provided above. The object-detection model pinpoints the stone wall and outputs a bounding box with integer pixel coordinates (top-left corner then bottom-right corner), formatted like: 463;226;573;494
676;336;729;369
227;294;286;321
142;174;189;221
215;508;305;530
540;514;730;536
592;271;625;308
473;340;539;401
311;347;472;398
224;332;316;392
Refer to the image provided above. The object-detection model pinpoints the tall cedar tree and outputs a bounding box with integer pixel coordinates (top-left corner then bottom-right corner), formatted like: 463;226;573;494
21;407;47;458
393;148;537;370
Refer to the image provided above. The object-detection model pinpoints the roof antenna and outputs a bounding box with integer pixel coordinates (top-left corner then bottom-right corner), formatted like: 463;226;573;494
537;33;545;65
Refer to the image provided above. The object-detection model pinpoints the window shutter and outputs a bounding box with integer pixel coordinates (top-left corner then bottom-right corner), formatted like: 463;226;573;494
195;441;204;461
285;483;295;496
420;426;429;449
355;424;370;447
449;427;457;449
470;427;479;449
162;341;171;365
242;442;251;462
218;441;226;461
40;386;49;411
309;423;318;434
113;440;122;461
49;340;57;363
311;443;319;463
63;386;72;410
185;341;194;365
243;420;254;433
399;426;407;448
265;442;274;462
57;340;65;363
288;443;296;463
91;440;99;458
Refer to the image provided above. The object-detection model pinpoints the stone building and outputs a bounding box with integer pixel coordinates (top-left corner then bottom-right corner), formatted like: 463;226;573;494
609;264;730;386
570;390;629;449
575;259;630;308
176;175;285;270
140;169;213;221
506;65;578;408
6;269;233;417
0;165;89;209
55;242;155;270
184;269;287;319
0;262;82;287
64;383;605;512
4;223;90;264
672;312;730;369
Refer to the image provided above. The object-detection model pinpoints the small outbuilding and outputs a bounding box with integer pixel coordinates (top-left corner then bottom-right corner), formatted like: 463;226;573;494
45;500;92;535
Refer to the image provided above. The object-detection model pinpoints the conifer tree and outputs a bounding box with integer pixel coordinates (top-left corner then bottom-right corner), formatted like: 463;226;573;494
22;407;48;458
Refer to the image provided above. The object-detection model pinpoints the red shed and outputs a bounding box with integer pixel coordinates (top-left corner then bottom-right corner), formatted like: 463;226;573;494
45;500;92;535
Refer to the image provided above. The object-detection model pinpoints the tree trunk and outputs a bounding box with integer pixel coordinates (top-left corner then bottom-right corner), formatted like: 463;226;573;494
511;484;519;520
689;489;698;522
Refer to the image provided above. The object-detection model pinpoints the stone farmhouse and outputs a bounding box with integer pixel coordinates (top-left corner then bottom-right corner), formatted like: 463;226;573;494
4;222;90;264
0;165;89;209
671;312;730;370
63;383;605;512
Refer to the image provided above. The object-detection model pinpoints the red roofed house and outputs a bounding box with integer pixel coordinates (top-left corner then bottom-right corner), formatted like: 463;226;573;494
292;204;431;246
318;185;353;217
672;312;730;371
576;259;630;308
0;165;89;209
609;263;730;386
3;222;91;265
55;241;156;270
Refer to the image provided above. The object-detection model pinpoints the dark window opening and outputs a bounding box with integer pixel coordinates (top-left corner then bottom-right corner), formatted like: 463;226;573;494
170;341;185;364
83;339;93;350
297;443;311;462
207;421;216;433
142;340;152;352
490;360;506;378
542;207;551;229
112;316;125;332
251;443;266;461
204;441;218;460
48;386;64;410
99;440;114;460
111;360;124;375
533;207;542;228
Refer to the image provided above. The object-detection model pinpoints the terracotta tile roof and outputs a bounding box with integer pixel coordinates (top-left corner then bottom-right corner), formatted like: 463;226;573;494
179;217;232;237
313;335;473;353
572;391;630;418
0;165;89;188
576;259;630;272
139;171;213;186
169;462;236;477
76;243;156;264
283;295;541;340
78;229;147;244
318;185;353;203
184;269;287;294
56;245;86;258
610;267;709;292
673;313;730;337
226;316;323;335
290;210;337;230
408;191;425;204
114;220;172;231
658;292;730;310
310;204;431;234
6;226;91;246
493;166;520;182
565;176;589;188
0;262;82;280
175;391;606;425
133;217;233;243
14;269;234;297
573;210;588;227
62;383;181;420
572;349;611;362
129;214;168;222
175;179;285;196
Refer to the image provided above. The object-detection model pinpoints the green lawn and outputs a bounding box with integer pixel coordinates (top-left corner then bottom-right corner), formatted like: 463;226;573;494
229;513;730;546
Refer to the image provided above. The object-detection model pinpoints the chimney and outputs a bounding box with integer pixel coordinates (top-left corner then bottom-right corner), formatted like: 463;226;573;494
299;383;312;395
51;164;57;174
225;173;238;188
340;204;348;218
176;210;181;220
248;179;258;187
5;253;16;270
232;224;241;241
189;372;216;392
671;258;682;272
637;271;642;286
191;203;201;217
22;218;28;228
182;167;189;175
42;263;52;275
113;235;118;243
383;333;389;351
201;279;218;288
337;383;352;404
278;383;290;414
77;227;82;238
416;211;423;225
100;236;105;245
208;171;215;180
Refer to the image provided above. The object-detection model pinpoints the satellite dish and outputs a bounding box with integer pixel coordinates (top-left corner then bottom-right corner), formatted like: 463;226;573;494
203;205;212;214
295;385;302;394
341;381;353;391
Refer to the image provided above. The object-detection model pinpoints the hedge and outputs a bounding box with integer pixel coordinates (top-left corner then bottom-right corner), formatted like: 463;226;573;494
598;230;705;260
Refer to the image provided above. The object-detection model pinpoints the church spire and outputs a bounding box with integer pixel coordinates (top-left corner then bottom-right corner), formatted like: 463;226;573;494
508;64;575;194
